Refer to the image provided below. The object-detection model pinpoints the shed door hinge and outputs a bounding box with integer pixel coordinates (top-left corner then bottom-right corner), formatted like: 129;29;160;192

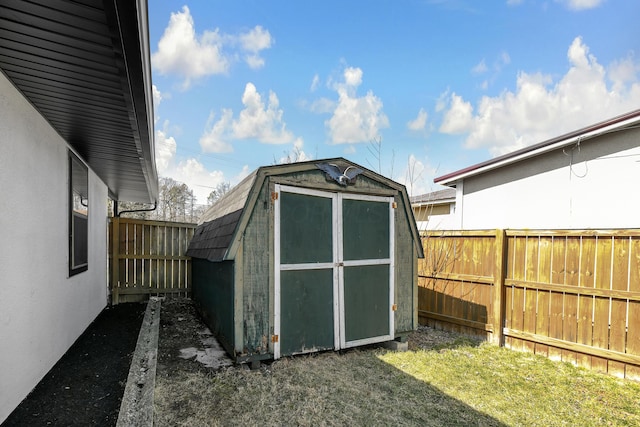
272;334;279;343
271;191;279;202
392;202;397;209
392;304;397;311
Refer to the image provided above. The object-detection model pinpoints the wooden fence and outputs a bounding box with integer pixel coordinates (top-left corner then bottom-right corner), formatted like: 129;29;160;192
419;229;640;380
109;217;196;304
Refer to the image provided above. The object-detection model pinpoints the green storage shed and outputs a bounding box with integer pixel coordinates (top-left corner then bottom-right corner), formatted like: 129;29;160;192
186;158;424;363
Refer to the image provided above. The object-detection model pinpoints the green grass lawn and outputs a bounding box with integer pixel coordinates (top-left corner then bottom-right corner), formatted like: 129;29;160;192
154;330;640;426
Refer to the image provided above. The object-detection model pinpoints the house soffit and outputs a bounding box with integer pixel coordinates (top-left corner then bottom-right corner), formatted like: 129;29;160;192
0;0;158;202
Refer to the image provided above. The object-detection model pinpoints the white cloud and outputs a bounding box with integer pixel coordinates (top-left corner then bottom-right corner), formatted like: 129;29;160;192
151;6;228;89
343;67;363;87
473;51;511;90
397;154;440;197
151;7;272;89
557;0;605;10
500;51;511;66
239;25;272;52
309;97;335;114
239;25;272;69
199;110;234;153
155;127;177;175
326;66;389;144
407;108;428;131
439;37;640;156
435;90;449;112
472;59;488;74
439;93;473;134
202;82;297;147
278;138;312;164
608;55;640;93
233;83;294;143
154;125;228;204
152;85;163;110
310;74;320;92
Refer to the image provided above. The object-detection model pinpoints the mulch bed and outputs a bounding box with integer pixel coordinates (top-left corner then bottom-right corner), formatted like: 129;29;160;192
3;302;146;427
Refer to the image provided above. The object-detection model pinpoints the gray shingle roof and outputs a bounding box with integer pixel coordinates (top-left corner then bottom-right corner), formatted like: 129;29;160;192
410;187;456;205
186;171;256;261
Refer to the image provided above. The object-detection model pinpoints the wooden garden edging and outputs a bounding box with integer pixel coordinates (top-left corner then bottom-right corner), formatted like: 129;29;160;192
419;229;640;380
109;217;196;304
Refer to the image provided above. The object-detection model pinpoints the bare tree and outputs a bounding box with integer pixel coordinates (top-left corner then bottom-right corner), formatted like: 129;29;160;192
366;136;395;179
207;182;231;205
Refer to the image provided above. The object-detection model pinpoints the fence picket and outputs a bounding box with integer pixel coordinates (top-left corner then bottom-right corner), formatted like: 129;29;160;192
109;218;196;303
419;228;640;380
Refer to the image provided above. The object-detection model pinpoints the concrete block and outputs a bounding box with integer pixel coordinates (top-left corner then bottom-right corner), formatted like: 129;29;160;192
384;340;409;352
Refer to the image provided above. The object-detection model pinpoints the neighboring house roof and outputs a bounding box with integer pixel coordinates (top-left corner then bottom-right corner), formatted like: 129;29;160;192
0;0;158;203
187;158;424;262
435;109;640;187
410;188;456;206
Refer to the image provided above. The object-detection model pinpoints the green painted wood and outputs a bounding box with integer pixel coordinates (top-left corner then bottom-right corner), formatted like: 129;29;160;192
343;199;389;260
280;269;335;356
280;191;333;264
394;195;415;333
191;258;235;355
241;183;271;355
344;264;390;341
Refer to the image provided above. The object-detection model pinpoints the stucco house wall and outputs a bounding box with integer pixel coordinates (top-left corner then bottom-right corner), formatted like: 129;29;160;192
0;72;108;421
433;111;640;231
414;203;458;231
457;127;640;230
411;188;459;231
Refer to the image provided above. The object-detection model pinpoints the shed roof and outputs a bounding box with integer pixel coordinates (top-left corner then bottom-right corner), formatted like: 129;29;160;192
434;109;640;187
187;158;424;262
0;0;158;202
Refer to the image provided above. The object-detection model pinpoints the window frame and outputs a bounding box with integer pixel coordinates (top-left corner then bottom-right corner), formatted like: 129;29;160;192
69;151;88;276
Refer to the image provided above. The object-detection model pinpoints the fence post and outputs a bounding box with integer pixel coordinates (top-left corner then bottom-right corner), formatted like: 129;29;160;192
492;229;507;346
111;217;120;305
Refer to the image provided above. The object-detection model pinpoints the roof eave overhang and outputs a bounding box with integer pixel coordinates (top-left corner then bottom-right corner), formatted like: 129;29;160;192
94;0;158;202
413;197;456;207
434;109;640;187
0;0;158;203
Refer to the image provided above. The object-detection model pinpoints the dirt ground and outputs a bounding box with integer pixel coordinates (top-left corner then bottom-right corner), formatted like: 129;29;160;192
3;302;146;426
4;298;469;426
156;298;232;378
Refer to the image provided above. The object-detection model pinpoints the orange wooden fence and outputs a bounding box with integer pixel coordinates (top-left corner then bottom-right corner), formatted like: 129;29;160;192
419;229;640;380
109;217;196;304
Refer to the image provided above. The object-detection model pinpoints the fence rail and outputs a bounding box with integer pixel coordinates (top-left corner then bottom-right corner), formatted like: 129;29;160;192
108;217;196;304
419;229;640;380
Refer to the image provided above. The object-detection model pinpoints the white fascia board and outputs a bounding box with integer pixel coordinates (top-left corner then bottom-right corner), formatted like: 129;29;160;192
437;116;640;187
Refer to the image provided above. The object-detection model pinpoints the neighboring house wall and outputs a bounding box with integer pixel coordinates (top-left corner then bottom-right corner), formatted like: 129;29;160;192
413;203;458;231
0;72;108;421
457;127;640;229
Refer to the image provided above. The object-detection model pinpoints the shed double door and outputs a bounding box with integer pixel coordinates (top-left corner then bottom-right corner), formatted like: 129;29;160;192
274;184;394;359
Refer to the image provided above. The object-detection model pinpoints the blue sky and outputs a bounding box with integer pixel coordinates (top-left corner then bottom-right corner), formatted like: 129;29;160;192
148;0;640;203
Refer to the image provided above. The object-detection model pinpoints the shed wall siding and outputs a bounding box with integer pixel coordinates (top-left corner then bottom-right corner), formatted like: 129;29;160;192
395;195;416;333
192;259;235;355
460;129;640;229
241;181;272;355
0;72;108;423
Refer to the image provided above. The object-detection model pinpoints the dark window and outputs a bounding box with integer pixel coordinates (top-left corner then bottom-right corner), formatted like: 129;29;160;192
69;152;88;275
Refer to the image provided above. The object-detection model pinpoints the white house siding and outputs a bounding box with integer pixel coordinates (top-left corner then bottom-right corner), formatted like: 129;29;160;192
0;72;108;422
415;204;459;231
458;127;640;230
